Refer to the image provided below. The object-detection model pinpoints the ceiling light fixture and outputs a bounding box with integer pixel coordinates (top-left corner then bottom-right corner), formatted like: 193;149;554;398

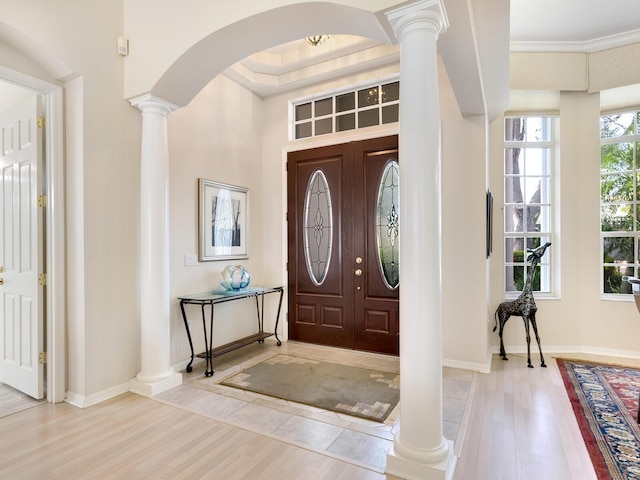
305;35;330;47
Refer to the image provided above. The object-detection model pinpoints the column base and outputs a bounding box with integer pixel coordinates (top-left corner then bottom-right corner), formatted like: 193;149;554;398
129;370;182;397
386;438;457;480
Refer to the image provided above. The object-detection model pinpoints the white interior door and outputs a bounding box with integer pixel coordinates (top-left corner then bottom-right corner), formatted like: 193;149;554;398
0;94;44;399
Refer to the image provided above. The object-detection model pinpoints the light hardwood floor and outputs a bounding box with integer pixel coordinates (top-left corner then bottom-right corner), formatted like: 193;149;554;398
453;352;628;480
2;347;631;479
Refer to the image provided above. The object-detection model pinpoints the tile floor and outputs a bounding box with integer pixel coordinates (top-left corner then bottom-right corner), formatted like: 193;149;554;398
154;340;476;473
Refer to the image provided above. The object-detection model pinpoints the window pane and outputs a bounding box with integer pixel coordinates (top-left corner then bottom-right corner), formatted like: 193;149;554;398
524;117;551;142
382;104;399;124
522;177;547;204
315;118;332;136
381;82;399;103
358;109;379;128
296;103;312;121
506;205;547;233
506;117;551;142
358;87;379;107
505;148;549;175
601;142;633;172
603;236;634;263
532;206;551;232
505;265;524;292
604;266;633;293
504;176;524;203
504;148;522;174
601;205;633;231
296;122;312;139
522;148;551;175
315;98;332;117
505;117;525;141
505;237;525;262
336;92;355;112
504;205;524;233
601;173;634;202
336;113;355;132
601;113;635;138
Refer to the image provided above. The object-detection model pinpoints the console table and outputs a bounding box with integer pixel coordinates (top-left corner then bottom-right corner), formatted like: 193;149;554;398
178;286;283;377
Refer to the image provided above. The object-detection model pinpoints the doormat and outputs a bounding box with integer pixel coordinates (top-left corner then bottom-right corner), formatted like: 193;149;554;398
221;354;399;422
556;358;640;480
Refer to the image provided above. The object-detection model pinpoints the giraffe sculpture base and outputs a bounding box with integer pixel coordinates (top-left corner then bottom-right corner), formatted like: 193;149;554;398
499;351;547;368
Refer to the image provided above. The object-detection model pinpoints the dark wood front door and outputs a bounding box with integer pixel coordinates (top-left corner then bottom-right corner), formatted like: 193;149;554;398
287;136;399;355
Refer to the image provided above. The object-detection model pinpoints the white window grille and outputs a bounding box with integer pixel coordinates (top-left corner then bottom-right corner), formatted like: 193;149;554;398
504;116;554;294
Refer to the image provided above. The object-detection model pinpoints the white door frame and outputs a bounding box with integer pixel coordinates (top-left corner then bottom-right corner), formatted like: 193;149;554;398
0;65;65;403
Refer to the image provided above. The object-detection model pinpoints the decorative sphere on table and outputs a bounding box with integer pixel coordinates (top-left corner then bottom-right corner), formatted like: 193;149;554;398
220;265;251;290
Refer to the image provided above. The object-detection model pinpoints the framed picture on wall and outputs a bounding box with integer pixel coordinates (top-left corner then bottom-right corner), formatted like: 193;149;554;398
199;178;249;261
486;189;493;259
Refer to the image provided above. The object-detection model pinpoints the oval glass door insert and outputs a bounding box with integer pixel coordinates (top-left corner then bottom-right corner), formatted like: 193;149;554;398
304;169;333;285
376;160;399;289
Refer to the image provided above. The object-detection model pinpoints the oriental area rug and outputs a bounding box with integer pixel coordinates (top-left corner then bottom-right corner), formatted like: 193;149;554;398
221;354;399;422
556;358;640;480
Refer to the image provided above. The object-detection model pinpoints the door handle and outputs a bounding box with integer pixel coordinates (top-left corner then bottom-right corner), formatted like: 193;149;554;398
355;269;363;276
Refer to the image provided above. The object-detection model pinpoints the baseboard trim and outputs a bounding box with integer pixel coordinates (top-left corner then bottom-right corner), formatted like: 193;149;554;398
443;354;491;374
489;344;640;361
65;382;130;408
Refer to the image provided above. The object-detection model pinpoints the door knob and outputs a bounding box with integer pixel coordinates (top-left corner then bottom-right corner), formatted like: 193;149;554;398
355;269;363;276
0;278;3;285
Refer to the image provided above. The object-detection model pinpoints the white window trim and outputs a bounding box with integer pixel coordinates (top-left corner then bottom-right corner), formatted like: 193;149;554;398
503;115;560;299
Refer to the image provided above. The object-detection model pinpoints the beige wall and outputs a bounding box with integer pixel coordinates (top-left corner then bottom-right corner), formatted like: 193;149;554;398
492;49;640;359
167;75;268;364
0;1;142;400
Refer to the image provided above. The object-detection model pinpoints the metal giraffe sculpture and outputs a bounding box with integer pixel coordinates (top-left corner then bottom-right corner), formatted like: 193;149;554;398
494;242;551;368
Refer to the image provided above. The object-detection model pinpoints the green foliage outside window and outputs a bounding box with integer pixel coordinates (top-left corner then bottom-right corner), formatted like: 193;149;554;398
512;249;541;291
600;112;639;294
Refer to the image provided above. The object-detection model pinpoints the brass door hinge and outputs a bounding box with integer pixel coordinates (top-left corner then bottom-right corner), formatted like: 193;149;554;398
39;352;47;364
38;273;47;286
38;195;47;207
37;116;46;129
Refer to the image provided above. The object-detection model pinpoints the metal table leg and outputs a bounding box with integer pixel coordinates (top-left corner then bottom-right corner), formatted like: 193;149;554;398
180;300;195;373
274;288;283;346
201;302;215;377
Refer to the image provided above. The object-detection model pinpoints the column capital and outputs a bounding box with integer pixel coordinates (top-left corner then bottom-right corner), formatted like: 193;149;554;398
129;93;179;116
386;0;448;41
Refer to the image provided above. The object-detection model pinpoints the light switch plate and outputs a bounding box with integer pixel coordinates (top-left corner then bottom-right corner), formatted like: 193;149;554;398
185;254;198;266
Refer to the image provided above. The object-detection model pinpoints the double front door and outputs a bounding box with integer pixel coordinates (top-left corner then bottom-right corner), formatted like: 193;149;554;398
287;136;399;355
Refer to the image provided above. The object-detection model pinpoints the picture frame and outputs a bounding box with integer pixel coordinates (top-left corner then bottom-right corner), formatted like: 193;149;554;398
486;189;493;259
199;179;249;261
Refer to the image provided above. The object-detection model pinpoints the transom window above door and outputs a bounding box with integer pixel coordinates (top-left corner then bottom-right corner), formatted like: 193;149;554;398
290;78;399;140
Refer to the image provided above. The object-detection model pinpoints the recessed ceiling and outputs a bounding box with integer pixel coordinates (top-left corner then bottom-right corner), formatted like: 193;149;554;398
225;1;640;98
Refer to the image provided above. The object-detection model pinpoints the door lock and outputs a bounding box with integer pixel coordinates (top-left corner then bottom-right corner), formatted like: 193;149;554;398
355;268;363;276
355;257;363;264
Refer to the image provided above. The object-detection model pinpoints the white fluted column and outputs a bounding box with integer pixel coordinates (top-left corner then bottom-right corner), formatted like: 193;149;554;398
386;2;456;479
129;93;182;397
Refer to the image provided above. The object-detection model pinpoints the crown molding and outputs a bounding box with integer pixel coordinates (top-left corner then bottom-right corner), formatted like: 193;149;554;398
511;28;640;53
